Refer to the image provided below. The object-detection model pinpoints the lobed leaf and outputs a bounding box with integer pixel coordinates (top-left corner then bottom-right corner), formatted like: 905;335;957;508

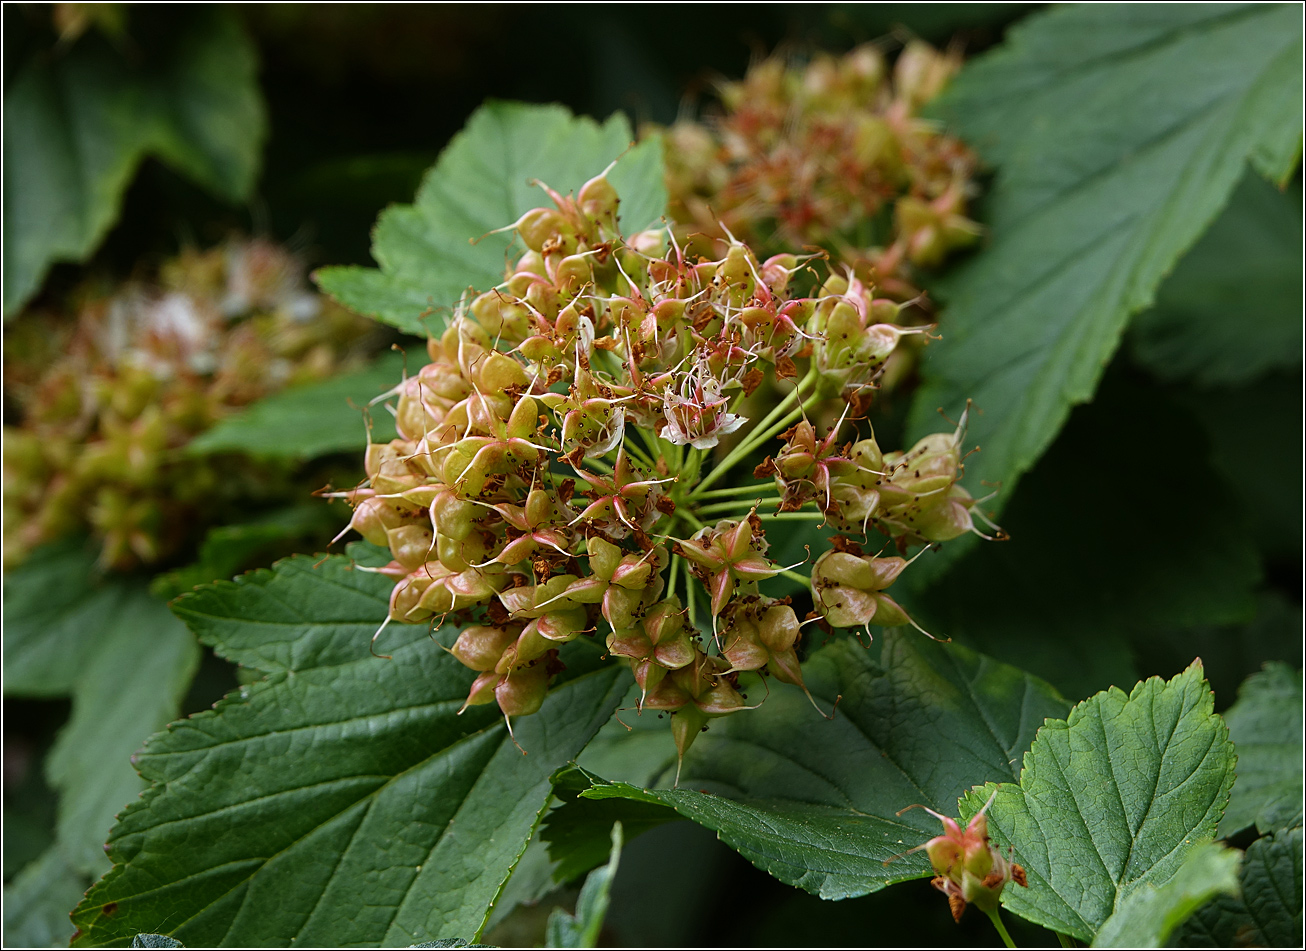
316;101;667;335
187;351;409;459
70;553;628;947
2;538;125;696
959;662;1236;942
1176;825;1303;947
1129;170;1303;389
2;10;265;316
1;845;88;948
908;4;1304;553
572;632;1069;900
1218;663;1303;837
46;589;200;876
1092;842;1240;948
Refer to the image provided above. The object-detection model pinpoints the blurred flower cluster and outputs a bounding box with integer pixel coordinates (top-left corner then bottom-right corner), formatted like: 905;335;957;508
658;40;980;311
338;170;995;768
3;238;378;570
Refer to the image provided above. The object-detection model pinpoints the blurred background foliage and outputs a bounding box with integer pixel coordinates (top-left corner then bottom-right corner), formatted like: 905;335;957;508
2;3;1299;948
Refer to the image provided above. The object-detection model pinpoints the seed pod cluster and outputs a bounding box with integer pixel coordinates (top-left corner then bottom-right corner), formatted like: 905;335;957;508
2;238;379;569
657;41;980;302
341;172;994;765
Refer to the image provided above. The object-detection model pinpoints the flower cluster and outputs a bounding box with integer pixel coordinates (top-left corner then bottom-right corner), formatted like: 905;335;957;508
340;171;993;767
3;238;380;569
657;41;980;307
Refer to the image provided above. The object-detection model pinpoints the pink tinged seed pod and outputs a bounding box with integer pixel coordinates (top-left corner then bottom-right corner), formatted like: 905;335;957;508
893;792;1027;923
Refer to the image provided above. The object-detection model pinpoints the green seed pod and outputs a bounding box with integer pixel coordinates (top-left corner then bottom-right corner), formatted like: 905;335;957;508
451;625;520;671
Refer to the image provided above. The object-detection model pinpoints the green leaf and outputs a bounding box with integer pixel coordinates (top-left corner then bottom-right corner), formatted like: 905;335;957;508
316;101;667;335
1092;842;1241;948
187;351;409;458
959;662;1237;942
573;631;1069;900
1219;663;1303;837
47;587;201;876
1176;825;1303;947
70;553;628;947
543;770;677;884
908;4;1303;527
2;845;88;948
1129;170;1303;388
3;10;265;316
545;822;623;948
2;538;125;696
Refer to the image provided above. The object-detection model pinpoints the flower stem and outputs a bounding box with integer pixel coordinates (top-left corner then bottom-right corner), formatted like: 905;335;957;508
777;568;811;589
690;368;816;497
696;496;781;516
985;908;1017;949
1055;933;1075;948
693;483;784;501
622;437;656;469
667;554;683;606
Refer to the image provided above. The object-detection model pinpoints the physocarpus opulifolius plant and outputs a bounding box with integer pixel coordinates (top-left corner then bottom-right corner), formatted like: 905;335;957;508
3;237;380;570
334;166;1000;774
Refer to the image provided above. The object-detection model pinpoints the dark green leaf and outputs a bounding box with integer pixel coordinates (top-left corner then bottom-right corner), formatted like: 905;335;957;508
2;10;265;315
46;587;200;876
1175;825;1303;947
959;662;1236;942
70;554;628;947
574;632;1068;900
909;4;1303;538
1130;171;1303;388
2;538;124;696
1219;663;1303;837
1092;842;1240;948
316;101;667;335
2;846;87;949
187;351;409;459
545;822;622;948
543;770;677;884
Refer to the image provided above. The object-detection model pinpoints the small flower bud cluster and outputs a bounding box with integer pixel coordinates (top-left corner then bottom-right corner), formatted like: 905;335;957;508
896;796;1028;923
341;172;994;765
2;238;379;569
656;41;980;307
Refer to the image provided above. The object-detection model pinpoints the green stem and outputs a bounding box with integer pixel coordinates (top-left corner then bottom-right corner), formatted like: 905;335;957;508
693;483;785;501
690;370;816;497
777;568;811;589
1055;933;1075;948
621;437;656;469
690;391;821;499
985;908;1017;949
696;496;781;516
686;572;700;632
678;509;708;532
768;511;827;521
667;554;682;607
